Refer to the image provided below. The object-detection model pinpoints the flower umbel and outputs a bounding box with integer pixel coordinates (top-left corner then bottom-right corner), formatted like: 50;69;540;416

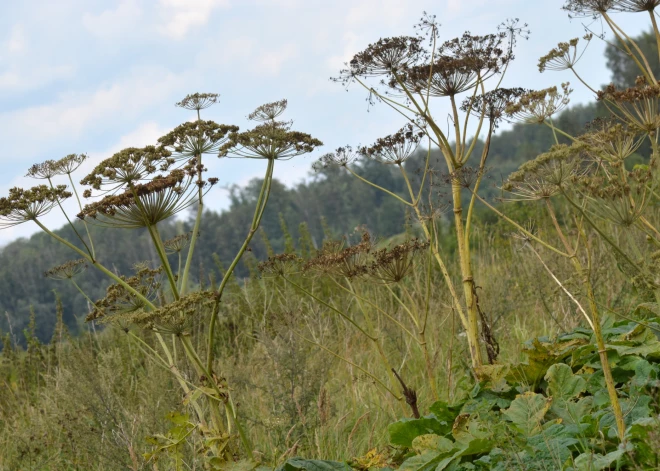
0;185;72;228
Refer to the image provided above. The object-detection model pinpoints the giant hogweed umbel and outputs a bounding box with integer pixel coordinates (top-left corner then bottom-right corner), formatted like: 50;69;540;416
0;94;322;461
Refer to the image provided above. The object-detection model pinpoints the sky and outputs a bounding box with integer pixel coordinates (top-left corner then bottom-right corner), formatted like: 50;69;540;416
0;0;651;245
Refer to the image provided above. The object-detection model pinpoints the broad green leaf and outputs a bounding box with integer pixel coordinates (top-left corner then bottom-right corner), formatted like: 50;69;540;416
545;363;586;403
502;392;552;436
573;449;625;471
388;415;450;447
412;434;454;455
429;401;460;424
276;458;351;471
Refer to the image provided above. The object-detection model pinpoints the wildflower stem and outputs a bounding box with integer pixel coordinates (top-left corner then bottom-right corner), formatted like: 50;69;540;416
207;158;275;373
148;224;179;300
345;166;413;207
69;278;98;311
33;219;158;311
67;173;96;259
47;177;92;257
471;192;571;257
180;154;205;295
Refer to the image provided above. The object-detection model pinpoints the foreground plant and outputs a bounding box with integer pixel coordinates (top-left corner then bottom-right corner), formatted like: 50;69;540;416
1;93;321;465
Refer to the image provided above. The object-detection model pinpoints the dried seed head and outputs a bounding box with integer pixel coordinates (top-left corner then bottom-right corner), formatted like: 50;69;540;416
361;124;425;165
316;146;360;169
369;238;429;284
78;169;206;228
86;265;162;322
54;154;88;176
26;161;59;180
505;83;573;124
538;35;592;73
80;146;173;192
579;123;643;162
221;121;322;160
304;232;374;278
248;99;288;122
44;259;87;280
335;36;426;86
158;121;239;159
0;185;72;228
611;0;660;11
126;291;216;335
461;88;527;128
163;232;193;254
597;83;660;133
562;0;615;18
258;253;302;277
175;93;220;111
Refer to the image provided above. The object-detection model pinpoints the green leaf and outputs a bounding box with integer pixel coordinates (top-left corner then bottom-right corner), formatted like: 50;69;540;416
275;458;351;471
388;415;451;447
412;434;454;455
573;449;625;471
545;363;586;403
502;392;552;436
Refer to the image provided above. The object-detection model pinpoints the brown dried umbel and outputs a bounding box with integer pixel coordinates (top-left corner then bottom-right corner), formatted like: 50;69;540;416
316;146;359;169
175;93;219;111
248;99;288;122
505;83;573;124
221;121;323;160
304;232;374;278
461;88;527;128
86;265;162;322
157;120;239;158
54;154;87;176
163;232;193;254
597;83;660;133
370;239;429;284
361;124;424;165
611;0;660;11
538;35;592;73
126;291;216;335
26;161;59;180
80;146;173;192
0;185;72;228
258;253;302;277
78;169;211;228
44;259;87;280
336;36;426;84
562;0;615;17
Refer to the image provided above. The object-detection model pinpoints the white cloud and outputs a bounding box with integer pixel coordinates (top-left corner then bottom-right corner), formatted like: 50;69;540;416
82;0;143;38
0;64;74;92
257;43;298;76
158;0;231;39
6;25;26;54
0;66;185;159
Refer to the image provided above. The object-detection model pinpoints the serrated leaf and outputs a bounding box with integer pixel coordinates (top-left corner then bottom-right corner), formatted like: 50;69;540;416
502;392;552;436
545;363;586;403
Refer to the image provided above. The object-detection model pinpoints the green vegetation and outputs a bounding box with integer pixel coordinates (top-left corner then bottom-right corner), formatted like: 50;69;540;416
3;1;660;469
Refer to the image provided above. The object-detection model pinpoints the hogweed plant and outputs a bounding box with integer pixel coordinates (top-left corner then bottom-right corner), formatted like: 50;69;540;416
0;93;322;465
325;14;530;371
467;0;660;443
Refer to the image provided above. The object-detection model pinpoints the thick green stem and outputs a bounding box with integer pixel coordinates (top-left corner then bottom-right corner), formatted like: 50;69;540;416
180;154;205;295
147;224;179;300
47;177;92;257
